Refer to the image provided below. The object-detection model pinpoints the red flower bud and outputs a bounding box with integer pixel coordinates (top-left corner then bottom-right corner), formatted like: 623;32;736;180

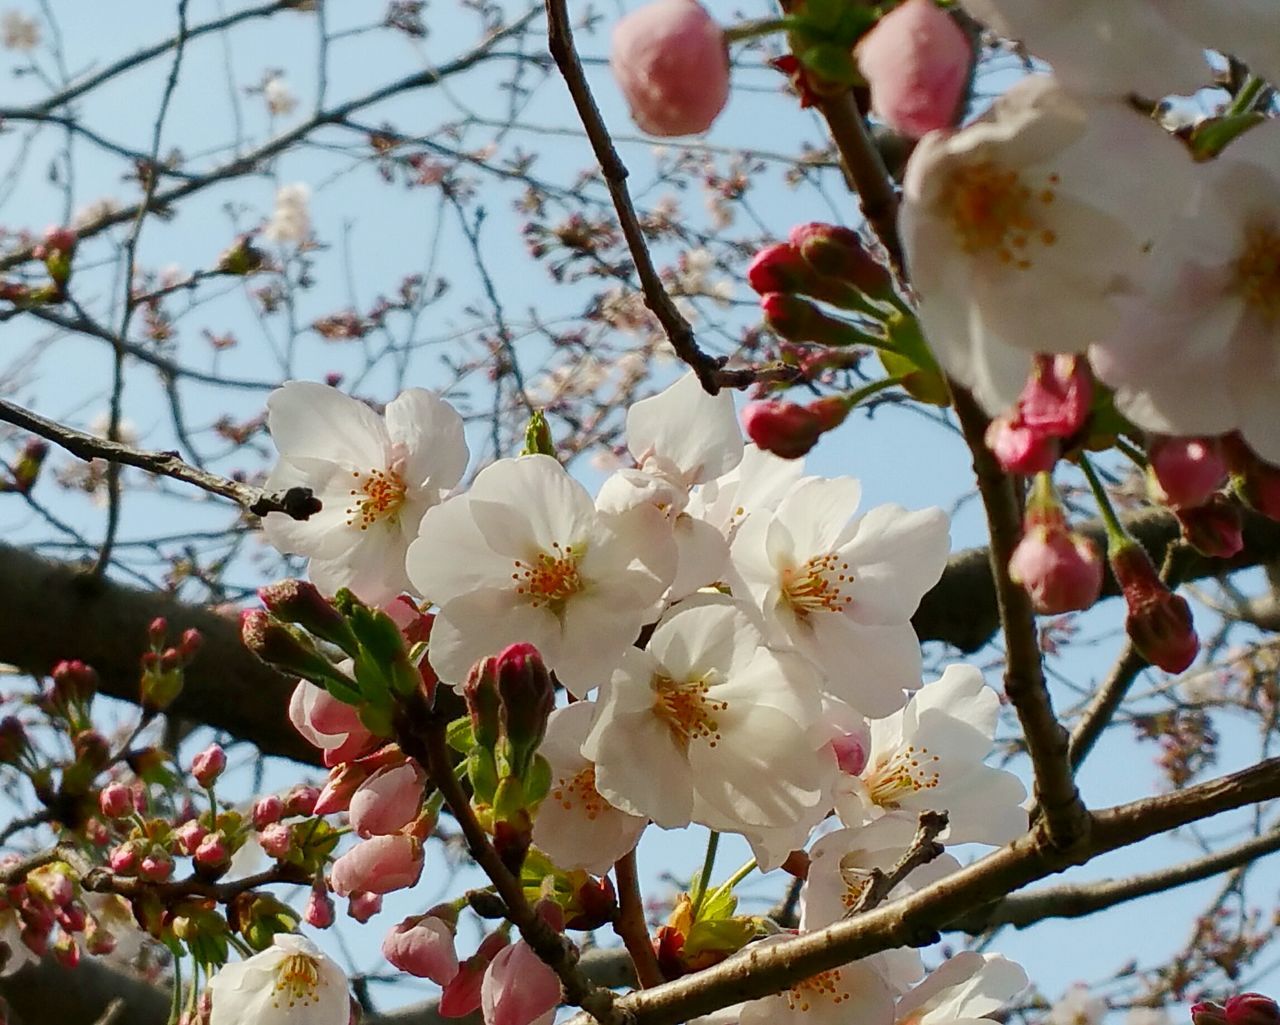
1110;542;1199;673
741;397;850;460
1149;436;1228;510
1176;494;1244;558
789;222;892;298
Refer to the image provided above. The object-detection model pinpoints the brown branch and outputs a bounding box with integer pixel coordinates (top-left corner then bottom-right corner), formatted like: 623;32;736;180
563;756;1280;1025
949;388;1086;850
847;810;948;917
955;826;1280;932
0;396;319;520
613;848;665;988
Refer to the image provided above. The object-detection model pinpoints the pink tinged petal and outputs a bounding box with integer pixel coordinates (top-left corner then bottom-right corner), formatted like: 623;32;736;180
481;941;562;1025
382;916;460;986
329;835;423;897
384;387;469;491
267;380;389;467
349;763;425;838
626;371;743;484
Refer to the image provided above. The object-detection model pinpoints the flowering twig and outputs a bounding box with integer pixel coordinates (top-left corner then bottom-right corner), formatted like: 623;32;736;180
397;697;625;1025
846;810;948;917
0;396;319;520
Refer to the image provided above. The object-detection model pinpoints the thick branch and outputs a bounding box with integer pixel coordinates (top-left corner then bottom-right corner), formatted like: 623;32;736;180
0;397;319;520
563;756;1280;1025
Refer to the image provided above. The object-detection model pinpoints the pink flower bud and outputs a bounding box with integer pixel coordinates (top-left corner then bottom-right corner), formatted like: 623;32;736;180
330;835;424;897
741;397;849;460
314;764;365;816
788;222;892;298
350;762;425;838
289;680;376;766
1226;995;1280;1025
347;891;383;923
1017;355;1092;440
855;0;971;138
305;886;335;929
747;243;813;296
1110;542;1199;673
194;832;230;869
259;823;294;860
107;844;137;875
138;850;173;882
985;414;1060;474
174;820;209;856
1193;1003;1229;1025
1176;494;1244;558
284;784;320;818
1009;490;1103;615
831;729;870;777
611;0;729;137
98;783;133;820
383;914;461;985
441;933;511;1019
1149;436;1228;510
481;939;563;1025
190;744;226;788
252;794;285;829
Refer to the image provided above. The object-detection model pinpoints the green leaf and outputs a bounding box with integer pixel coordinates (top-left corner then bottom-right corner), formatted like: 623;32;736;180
1190;111;1265;160
446;714;476;754
798;42;861;86
684;917;757;958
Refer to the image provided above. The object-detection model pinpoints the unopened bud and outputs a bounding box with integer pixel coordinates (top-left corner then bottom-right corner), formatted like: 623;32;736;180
258;580;359;655
191;744;226;788
1225;995;1280;1025
789;222;892;298
252;794;285;829
1176;493;1244;558
259;822;294;860
495;644;554;778
1008;474;1103;615
1110;541;1199;673
741;396;850;460
760;292;869;346
305;886;335;929
284;784;320;818
1225;434;1280;520
464;656;503;752
565;875;618;931
985;413;1060;475
240;610;356;694
1149;436;1228;510
347;891;383;923
98;782;134;820
174;820;209;856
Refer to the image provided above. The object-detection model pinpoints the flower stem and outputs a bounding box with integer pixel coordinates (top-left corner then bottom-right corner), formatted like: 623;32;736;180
689;830;720;919
166;951;184;1025
1227;74;1266;116
846;375;903;408
1079;453;1128;548
723;16;795;43
705;857;758;908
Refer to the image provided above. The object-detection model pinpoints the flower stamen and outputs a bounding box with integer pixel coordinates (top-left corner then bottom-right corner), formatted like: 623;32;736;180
781;553;853;618
346;467;408;530
551;765;606;821
1233;222;1280;319
785;967;853;1012
653;675;728;751
272;952;321;1009
512;541;585;612
944;160;1060;269
865;744;941;807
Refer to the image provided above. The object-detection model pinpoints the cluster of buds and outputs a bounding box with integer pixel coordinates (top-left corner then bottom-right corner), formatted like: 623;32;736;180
1008;473;1103;615
462;643;555;871
27;225;77;302
740;394;852;460
0;857;118;971
139;618;203;714
986;355;1093;474
1194;994;1280;1025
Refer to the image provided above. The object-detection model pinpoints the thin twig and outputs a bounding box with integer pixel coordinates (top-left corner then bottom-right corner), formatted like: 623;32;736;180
846;810;948;917
614;848;665;989
0;396;319;519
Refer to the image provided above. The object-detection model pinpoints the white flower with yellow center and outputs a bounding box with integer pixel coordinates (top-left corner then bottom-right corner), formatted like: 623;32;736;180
736;938;897;1025
835;665;1027;847
731;476;949;718
900;74;1194;413
261;381;468;604
532;702;648;876
406;454;675;695
1091;122;1280;463
895;951;1028;1025
208;933;349;1025
583;596;832;833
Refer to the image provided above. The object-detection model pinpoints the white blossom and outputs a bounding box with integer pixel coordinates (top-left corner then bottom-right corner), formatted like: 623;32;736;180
835;665;1027;846
406;454;675;695
895;951;1029;1025
900;74;1194;413
1046;985;1107;1025
532;702;648;875
958;0;1209;99
583;596;832;833
262;381;468;604
264;75;299;116
737;937;897;1025
1090;122;1280;462
731;475;949;717
264;182;313;244
208;933;348;1025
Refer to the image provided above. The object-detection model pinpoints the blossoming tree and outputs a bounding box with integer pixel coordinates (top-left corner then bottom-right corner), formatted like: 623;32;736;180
2;4;1280;1025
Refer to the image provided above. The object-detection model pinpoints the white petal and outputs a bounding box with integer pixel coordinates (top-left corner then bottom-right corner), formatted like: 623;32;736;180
384;388;469;491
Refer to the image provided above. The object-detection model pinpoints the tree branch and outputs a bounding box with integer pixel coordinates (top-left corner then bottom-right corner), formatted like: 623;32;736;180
0;396;319;520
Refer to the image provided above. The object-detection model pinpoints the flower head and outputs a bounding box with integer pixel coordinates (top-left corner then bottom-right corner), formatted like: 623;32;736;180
208;933;348;1025
262;382;468;604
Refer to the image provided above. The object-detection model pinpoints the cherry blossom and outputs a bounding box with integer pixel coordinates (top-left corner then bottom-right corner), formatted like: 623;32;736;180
482;938;562;1025
731;475;949;716
900;74;1194;413
958;0;1209;99
737;937;897;1025
583;596;832;833
531;702;647;876
835;665;1027;846
208;933;349;1025
1090;125;1280;463
894;951;1029;1025
262;382;468;604
407;454;675;695
598;371;744;596
686;442;805;549
263;182;313;244
1046;983;1107;1025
